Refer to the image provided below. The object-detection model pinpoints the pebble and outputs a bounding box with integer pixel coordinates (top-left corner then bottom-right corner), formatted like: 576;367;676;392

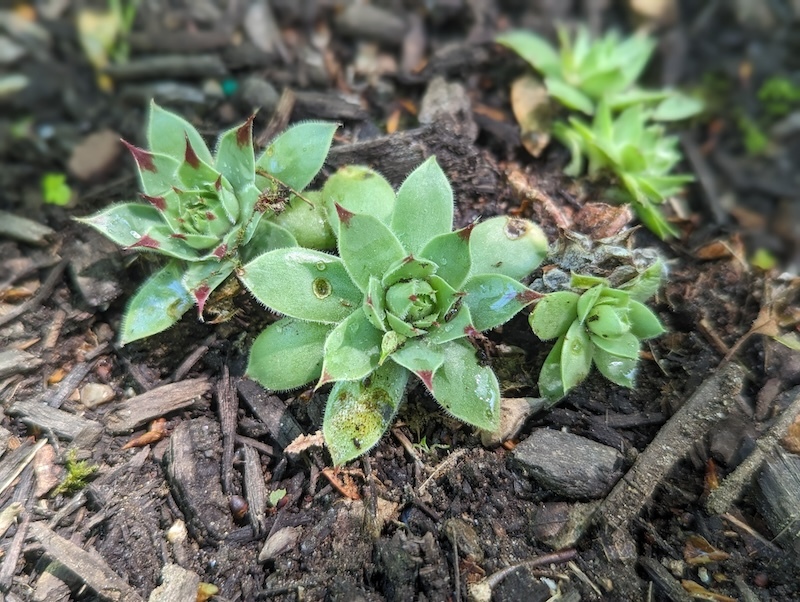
240;77;279;113
442;517;483;562
511;428;624;499
67;129;122;181
80;383;115;408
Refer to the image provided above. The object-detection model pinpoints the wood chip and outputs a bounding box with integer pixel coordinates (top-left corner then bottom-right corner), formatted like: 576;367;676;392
0;210;54;246
0;349;43;378
7;401;100;441
148;563;200;602
28;521;144;602
243;445;268;537
236;378;302;449
105;377;211;434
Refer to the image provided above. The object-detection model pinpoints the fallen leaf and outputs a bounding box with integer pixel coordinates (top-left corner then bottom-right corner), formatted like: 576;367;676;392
681;579;737;601
510;75;553;158
683;535;730;565
284;430;325;457
121;418;168;449
321;467;361;500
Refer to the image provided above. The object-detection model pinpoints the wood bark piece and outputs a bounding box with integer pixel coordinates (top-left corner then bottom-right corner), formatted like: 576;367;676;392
217;369;236;495
102;54;227;81
706;385;800;515
105;377;211;434
594;362;745;532
0;210;54;246
147;564;199;602
237;378;302;449
639;556;693;602
511;428;624;499
164;417;234;543
7;401;99;441
756;447;800;554
0;349;43;378
242;445;268;537
27;521;144;602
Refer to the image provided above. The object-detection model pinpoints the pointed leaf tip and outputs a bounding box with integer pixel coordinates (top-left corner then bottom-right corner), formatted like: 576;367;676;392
516;289;543;304
212;244;227;259
184;133;200;167
417;369;434;389
316;371;333;389
237;114;256;147
140;193;166;211
122;140;156;172
193;284;211;319
335;203;354;226
457;222;475;241
128;234;160;249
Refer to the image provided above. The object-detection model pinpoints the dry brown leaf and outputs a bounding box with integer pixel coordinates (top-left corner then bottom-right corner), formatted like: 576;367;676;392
121;418;168;450
681;579;737;601
284;430;325;457
510;75;552;158
321;467;361;500
683;534;730;565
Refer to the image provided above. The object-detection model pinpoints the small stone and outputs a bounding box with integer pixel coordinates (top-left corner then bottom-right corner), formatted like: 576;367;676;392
67;129;122;181
240;77;279;113
0;349;43;378
442;518;483;562
512;428;624;499
481;397;546;447
258;526;302;562
80;383;114;408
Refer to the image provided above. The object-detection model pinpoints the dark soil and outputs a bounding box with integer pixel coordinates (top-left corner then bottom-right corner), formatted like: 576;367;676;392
1;1;800;601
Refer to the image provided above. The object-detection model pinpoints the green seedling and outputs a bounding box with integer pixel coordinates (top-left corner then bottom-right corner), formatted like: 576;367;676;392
77;101;337;344
554;100;693;239
529;265;665;401
41;172;73;206
496;24;702;119
241;157;549;464
758;76;800;118
54;451;98;496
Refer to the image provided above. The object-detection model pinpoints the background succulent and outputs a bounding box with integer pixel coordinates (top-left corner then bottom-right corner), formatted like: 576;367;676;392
241;157;549;464
529;265;665;401
77;102;337;344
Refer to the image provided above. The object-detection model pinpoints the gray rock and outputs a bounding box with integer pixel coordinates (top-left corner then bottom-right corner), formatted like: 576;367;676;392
241;77;279;113
512;428;624;499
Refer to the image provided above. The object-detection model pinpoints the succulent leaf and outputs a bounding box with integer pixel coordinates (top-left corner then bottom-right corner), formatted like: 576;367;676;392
75;202;169;248
389;338;445;382
529;290;580;340
391;157;453;255
468;216;548;280
215;114;256;193
420;227;472;289
323;361;408;465
427;305;474;344
589;331;640;359
120;261;193;346
147;101;213;165
538;336;566;401
247;318;333;391
238;218;297;263
495;30;561;76
271;190;336;250
182;259;236;317
593;347;638;388
241;248;362;324
628;300;666;339
337;210;406;291
428;340;501;431
560;320;593;392
255;121;338;192
319;308;383;385
461;274;533;332
322;165;396;232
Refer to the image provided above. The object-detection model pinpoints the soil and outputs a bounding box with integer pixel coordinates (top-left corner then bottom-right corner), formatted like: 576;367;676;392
1;1;800;601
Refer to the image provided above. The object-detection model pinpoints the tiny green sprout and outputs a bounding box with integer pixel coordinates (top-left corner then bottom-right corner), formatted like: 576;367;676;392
76;101;338;344
241;157;549;465
41;172;73;206
529;264;665;401
553;100;693;239
54;450;98;496
268;489;287;507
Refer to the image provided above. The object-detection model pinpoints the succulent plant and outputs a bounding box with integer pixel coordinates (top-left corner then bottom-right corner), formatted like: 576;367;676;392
241;157;549;464
553;101;692;239
76;102;338;344
529;264;665;401
496;24;702;120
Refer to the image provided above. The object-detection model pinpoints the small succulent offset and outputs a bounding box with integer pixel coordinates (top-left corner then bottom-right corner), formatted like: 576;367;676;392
496;24;702;119
554;101;692;239
241;157;549;464
529;265;665;401
77;102;337;344
496;25;702;239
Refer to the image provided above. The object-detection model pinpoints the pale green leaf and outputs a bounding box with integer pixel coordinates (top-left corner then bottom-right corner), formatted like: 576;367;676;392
319;308;383;384
538;336;566;401
420;227;472;289
468;216;548;280
246;317;332;391
120;261;192;345
390;339;445;384
529;291;580;340
628;300;665;339
181;259;236;316
560;320;592;392
589;331;640;359
545;76;595;114
240;248;362;323
75;202;165;248
215;116;256;193
652;94;704;121
391;157;453;255
495;30;560;76
255;121;338;192
323;361;408;465
593;347;638;388
461;274;533;332
271;191;336;250
239;219;298;264
322;165;396;233
427;304;474;344
577;285;604;324
338;211;406;291
148;101;213;164
427;340;500;431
